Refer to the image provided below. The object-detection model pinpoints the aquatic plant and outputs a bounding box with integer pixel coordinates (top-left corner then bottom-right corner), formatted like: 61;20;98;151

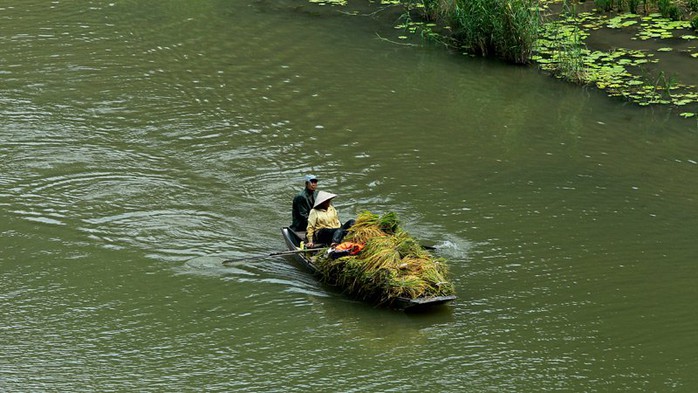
594;0;614;12
658;0;681;20
304;0;698;118
594;0;643;12
308;0;347;5
531;1;698;117
690;0;698;12
590;0;696;16
629;0;641;12
394;11;449;46
533;1;589;83
417;0;541;64
314;211;455;303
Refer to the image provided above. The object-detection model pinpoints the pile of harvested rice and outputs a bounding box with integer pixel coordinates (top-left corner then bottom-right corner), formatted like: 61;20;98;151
314;211;455;303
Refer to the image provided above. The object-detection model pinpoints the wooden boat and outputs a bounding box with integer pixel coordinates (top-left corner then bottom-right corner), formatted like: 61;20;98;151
281;227;456;311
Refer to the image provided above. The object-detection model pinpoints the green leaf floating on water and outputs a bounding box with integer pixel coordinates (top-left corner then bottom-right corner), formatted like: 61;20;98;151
528;6;698;118
607;15;639;29
680;113;696;118
309;0;347;4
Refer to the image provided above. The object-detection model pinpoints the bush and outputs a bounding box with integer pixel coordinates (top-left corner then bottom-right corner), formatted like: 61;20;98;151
692;15;698;31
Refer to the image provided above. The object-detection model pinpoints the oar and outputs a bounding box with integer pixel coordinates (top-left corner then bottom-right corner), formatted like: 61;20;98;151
221;248;324;266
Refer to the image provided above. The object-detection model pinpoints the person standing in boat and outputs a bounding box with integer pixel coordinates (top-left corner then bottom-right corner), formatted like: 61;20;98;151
290;174;318;234
306;191;354;248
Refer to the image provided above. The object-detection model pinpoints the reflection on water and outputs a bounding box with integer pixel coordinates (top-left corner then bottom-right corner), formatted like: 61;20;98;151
2;0;698;391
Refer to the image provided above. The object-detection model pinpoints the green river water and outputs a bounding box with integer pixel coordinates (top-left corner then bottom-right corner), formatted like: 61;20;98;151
2;1;698;391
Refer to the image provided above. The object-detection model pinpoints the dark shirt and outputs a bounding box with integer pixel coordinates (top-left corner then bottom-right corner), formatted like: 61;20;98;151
290;187;317;231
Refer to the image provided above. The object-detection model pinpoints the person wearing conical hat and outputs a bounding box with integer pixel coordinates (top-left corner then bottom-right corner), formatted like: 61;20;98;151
306;190;354;248
290;174;318;233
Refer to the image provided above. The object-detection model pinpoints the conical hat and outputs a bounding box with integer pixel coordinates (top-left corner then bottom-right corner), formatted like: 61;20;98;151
313;190;337;208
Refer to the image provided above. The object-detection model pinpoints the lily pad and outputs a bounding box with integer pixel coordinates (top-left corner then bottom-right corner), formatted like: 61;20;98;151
309;0;347;5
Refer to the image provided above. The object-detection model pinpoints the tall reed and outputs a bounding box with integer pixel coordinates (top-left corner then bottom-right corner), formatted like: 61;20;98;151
595;0;688;18
419;0;541;64
690;0;698;12
545;0;587;84
658;0;681;19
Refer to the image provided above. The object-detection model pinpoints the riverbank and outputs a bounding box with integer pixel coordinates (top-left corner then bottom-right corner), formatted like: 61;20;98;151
537;0;698;119
304;0;698;120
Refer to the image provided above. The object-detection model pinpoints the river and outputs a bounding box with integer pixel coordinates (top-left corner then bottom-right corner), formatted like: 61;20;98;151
2;1;697;391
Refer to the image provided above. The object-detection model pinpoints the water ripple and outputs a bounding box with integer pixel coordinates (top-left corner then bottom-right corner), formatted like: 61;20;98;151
2;1;698;392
